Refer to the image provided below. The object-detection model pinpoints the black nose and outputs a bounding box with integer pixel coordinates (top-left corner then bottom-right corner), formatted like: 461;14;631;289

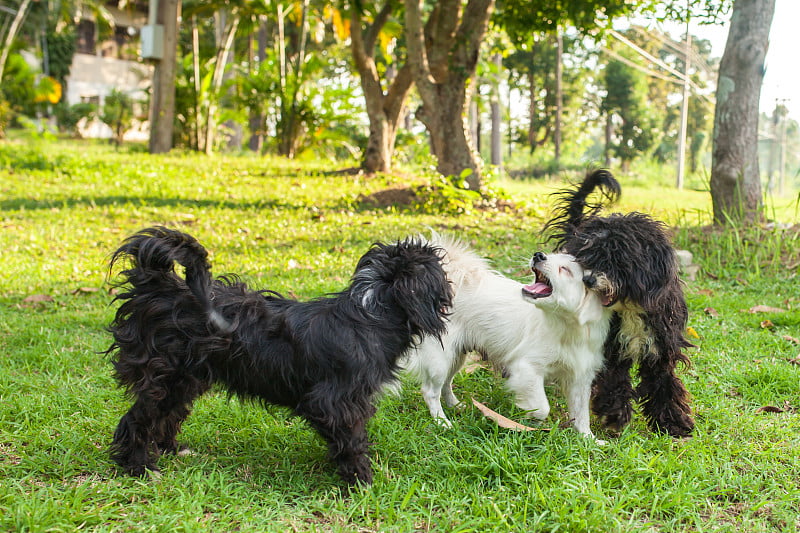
532;252;546;264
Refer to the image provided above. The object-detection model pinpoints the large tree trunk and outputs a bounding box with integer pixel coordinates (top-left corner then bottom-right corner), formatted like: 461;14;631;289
149;0;180;154
710;0;775;225
351;4;414;173
405;0;494;191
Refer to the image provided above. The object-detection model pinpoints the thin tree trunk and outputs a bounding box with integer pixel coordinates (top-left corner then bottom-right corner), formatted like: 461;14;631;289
204;10;240;155
490;53;502;171
191;16;203;152
604;113;612;167
554;32;563;167
248;16;268;153
710;0;775;225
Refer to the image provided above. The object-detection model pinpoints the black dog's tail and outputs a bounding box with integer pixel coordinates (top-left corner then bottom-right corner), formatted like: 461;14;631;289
109;226;229;330
544;169;621;243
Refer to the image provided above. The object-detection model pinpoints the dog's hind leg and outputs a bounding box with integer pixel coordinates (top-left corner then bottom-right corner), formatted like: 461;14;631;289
636;354;694;438
110;375;208;476
110;398;163;477
591;316;635;434
417;344;466;427
636;305;694;438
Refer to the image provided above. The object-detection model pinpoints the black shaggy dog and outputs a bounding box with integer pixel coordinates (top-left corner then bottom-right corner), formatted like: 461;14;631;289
106;227;452;485
544;170;694;438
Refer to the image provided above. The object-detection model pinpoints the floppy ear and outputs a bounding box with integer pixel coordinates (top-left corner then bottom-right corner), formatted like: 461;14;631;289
577;286;604;325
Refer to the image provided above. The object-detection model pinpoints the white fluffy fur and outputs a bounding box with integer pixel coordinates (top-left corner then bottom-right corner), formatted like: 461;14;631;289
403;235;612;440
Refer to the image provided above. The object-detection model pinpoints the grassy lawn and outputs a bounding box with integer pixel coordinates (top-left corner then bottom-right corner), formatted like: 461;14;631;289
1;139;798;532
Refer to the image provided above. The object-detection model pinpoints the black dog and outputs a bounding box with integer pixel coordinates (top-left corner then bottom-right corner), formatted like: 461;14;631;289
544;170;694;438
105;227;452;484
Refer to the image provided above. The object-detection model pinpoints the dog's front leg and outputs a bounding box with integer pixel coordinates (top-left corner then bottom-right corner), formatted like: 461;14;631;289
565;373;605;444
505;364;550;421
300;400;375;485
592;317;635;433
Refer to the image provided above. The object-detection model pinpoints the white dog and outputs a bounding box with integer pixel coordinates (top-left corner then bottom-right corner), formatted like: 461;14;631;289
403;236;612;439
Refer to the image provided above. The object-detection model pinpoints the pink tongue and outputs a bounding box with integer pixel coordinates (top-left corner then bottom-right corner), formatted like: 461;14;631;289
523;282;552;297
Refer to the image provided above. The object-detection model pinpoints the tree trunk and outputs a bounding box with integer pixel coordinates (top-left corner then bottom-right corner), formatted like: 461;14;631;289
527;69;536;154
710;0;775;225
490;54;502;171
405;0;494;191
554;32;563;167
248;17;268;153
351;4;414;173
148;0;180;154
604;112;612;167
191;16;203;152
204;10;240;155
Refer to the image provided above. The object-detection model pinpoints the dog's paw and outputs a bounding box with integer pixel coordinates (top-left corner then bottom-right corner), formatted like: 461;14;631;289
433;416;454;429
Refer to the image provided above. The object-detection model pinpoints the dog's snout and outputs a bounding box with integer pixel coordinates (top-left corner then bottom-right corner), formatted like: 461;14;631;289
532;252;547;264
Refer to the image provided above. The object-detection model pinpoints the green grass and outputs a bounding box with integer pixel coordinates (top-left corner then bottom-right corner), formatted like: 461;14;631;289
1;139;799;532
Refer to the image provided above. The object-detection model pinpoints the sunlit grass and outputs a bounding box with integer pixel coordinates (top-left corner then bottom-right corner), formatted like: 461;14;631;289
1;139;798;532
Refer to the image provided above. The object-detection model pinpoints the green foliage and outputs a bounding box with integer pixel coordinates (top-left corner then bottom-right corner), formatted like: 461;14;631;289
603;45;659;167
53;101;96;136
496;0;638;43
45;28;77;85
1;53;38;118
0;97;10;138
99;90;134;145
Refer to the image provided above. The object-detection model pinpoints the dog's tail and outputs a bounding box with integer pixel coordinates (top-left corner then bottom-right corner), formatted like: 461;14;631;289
544;169;621;243
109;226;230;330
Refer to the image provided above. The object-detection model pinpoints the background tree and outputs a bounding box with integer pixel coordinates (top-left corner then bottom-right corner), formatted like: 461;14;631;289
350;1;413;173
602;41;658;172
405;0;494;191
710;0;775;225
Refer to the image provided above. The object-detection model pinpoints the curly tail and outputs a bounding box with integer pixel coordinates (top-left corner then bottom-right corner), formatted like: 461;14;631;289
544;169;621;244
109;226;230;330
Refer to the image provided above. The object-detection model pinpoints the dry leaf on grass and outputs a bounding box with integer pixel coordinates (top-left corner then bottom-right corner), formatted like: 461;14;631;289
755;405;785;414
786;356;800;366
704;307;719;317
781;335;800;345
72;287;99;295
471;399;549;432
22;294;54;303
760;320;774;329
745;305;786;314
755;401;795;414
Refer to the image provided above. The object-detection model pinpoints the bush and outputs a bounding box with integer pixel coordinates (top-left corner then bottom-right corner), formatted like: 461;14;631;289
100;89;134;145
54;102;97;137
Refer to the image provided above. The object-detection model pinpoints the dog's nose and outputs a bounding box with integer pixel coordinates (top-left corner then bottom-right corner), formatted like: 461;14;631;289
532;252;546;264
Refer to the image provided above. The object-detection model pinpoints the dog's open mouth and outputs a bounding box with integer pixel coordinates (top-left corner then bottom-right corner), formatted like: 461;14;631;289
522;269;553;299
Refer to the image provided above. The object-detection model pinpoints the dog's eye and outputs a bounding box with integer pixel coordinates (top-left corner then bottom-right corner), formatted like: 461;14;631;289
559;266;573;277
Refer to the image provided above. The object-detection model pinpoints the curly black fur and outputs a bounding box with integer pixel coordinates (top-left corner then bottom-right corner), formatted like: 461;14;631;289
105;226;452;485
545;170;695;438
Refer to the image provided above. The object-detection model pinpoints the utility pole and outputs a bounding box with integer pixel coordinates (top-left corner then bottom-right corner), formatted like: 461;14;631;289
554;32;563;168
676;15;691;189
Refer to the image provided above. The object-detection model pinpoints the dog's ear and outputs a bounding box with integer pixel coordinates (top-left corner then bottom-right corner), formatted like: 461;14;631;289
392;256;452;339
583;272;614;307
577;287;604;325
